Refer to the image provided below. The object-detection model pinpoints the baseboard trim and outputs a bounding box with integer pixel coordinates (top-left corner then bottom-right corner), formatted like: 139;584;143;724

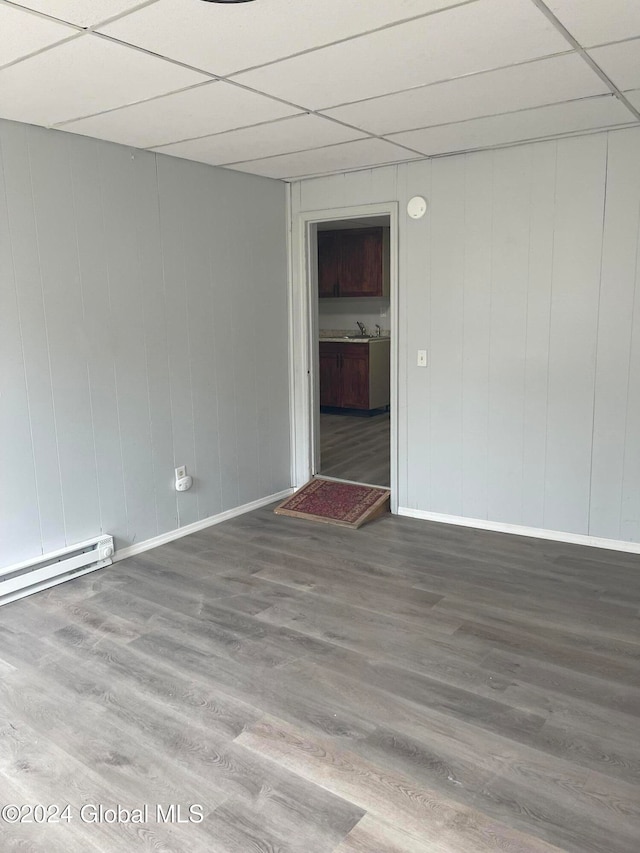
114;488;295;562
397;507;640;555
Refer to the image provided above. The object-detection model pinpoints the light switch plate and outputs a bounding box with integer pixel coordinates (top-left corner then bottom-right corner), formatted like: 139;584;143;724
417;349;428;367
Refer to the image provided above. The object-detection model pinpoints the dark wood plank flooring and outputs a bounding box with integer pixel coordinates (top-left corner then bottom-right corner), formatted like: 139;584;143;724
320;411;390;486
0;507;639;852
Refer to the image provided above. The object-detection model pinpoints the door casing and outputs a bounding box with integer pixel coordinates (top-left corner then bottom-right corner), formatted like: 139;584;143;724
286;196;399;511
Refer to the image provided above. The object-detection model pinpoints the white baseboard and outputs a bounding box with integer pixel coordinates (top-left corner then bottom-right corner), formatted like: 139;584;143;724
114;488;294;562
397;507;640;556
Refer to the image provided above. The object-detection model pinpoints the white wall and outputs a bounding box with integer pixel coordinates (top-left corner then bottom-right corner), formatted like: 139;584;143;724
318;296;390;335
292;127;640;545
0;119;290;567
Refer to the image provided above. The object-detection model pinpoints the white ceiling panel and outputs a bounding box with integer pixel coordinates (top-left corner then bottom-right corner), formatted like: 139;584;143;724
0;34;208;127
0;4;77;68
389;96;636;156
625;89;640;111
234;0;571;111
9;1;153;28
226;139;420;181
322;54;608;136
98;0;458;77
58;81;301;148
588;39;640;91
4;0;637;180
543;0;640;47
153;114;366;165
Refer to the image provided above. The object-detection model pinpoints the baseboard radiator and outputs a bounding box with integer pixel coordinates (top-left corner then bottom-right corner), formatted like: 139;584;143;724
0;535;114;607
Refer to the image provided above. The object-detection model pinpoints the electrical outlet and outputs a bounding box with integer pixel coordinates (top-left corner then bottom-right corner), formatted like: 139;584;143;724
417;349;428;367
175;465;187;480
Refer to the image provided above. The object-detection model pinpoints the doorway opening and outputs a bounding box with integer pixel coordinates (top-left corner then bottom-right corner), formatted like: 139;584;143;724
313;215;391;488
288;200;398;512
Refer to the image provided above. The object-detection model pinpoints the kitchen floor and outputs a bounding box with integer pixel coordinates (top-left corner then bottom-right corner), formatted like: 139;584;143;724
0;506;638;852
319;411;390;487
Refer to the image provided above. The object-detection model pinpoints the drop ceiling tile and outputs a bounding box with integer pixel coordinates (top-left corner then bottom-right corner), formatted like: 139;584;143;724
0;34;208;127
0;4;77;68
589;39;640;91
153;114;366;165
59;81;301;148
389;96;636;156
98;0;457;77
9;1;151;28
234;0;571;111
625;89;640;111
544;0;640;47
223;138;419;181
322;54;608;136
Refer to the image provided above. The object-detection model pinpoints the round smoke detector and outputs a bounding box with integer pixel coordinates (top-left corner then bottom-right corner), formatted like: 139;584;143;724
407;196;428;219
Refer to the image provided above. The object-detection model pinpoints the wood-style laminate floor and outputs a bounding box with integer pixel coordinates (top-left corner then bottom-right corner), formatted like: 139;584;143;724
320;411;390;486
0;507;639;852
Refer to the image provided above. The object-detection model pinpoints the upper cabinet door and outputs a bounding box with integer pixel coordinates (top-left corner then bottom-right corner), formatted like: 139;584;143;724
317;227;389;298
317;231;340;298
338;228;383;298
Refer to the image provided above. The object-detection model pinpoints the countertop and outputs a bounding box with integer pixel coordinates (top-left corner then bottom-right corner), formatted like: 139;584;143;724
319;336;390;343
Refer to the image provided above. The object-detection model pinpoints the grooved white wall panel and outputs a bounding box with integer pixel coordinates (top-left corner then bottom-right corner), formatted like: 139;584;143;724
428;157;465;515
486;146;531;524
0;126;66;555
0;118;290;566
26;129;103;546
460;152;492;521
292;125;640;543
589;129;640;541
400;161;431;512
521;143;556;529
622;202;640;543
0;144;41;564
542;134;606;534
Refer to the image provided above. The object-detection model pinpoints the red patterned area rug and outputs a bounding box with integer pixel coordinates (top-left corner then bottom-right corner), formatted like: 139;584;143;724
275;478;390;529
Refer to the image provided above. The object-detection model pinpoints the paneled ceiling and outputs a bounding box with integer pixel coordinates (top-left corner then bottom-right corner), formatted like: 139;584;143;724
1;0;639;181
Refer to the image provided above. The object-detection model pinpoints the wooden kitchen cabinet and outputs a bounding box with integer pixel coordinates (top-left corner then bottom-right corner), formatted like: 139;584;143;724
319;343;342;407
317;231;341;298
319;340;389;412
339;344;370;408
317;227;389;298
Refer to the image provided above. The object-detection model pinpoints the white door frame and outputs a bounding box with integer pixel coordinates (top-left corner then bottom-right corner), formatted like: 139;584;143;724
287;199;399;512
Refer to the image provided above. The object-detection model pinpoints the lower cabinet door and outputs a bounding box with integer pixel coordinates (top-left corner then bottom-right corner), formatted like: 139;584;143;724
319;348;341;407
340;347;369;409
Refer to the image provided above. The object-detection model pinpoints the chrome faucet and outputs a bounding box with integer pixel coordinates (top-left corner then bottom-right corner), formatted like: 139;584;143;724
356;321;367;336
375;324;382;337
